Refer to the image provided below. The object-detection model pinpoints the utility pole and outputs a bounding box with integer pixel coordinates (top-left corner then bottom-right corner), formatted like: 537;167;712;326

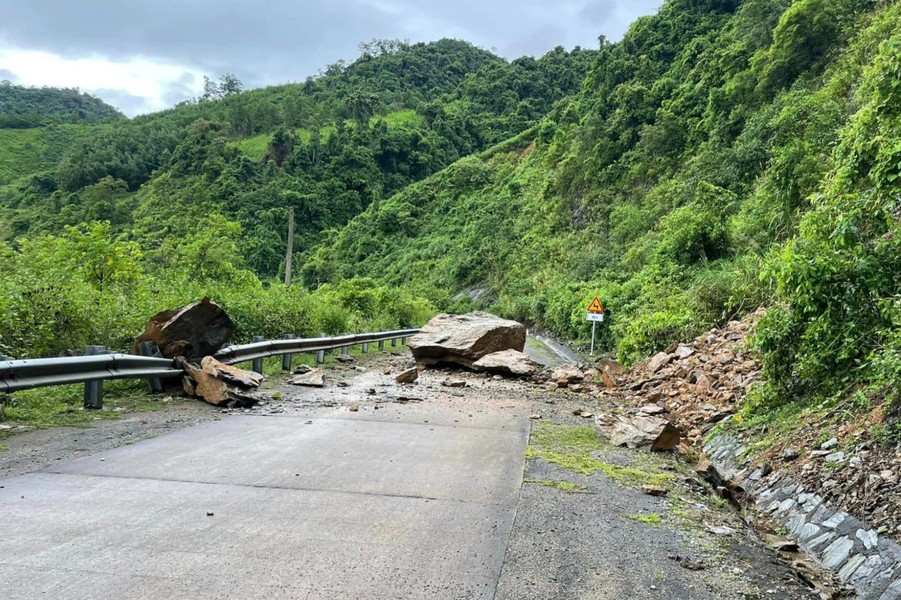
284;206;295;286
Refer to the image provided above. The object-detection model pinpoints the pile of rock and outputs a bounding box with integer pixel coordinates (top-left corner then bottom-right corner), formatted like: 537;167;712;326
180;356;265;407
616;311;763;449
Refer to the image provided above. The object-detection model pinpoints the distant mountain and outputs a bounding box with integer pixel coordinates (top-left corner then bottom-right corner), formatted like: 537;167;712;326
0;82;125;127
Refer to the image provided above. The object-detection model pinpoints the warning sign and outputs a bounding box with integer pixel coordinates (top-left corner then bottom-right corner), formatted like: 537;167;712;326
587;297;605;314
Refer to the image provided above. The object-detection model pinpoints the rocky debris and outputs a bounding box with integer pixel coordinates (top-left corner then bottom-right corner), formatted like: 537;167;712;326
472;349;540;377
550;364;584;387
395;367;419;384
615;310;762;449
596;413;680;451
442;379;467;388
572;408;594;418
179;356;265;407
407;312;526;368
335;354;356;364
134;298;234;360
288;368;325;388
293;364;313;375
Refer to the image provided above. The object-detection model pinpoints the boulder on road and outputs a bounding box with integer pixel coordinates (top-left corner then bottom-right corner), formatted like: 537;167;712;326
408;312;526;368
596;413;681;451
472;350;540;377
134;298;234;360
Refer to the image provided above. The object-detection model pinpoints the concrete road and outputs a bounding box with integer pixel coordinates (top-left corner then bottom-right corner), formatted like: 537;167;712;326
0;404;530;599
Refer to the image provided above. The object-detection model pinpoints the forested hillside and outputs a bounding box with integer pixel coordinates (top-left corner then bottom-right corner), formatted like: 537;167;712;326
2;0;900;426
0;39;595;357
308;0;901;415
0;82;124;128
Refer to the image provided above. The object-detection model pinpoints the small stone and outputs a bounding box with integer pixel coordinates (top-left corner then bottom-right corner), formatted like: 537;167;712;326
782;448;800;461
856;529;878;550
706;525;736;536
825;451;845;463
395;367;419;384
821;437;839;450
642;485;668;497
335;354;356;364
348;404;359;412
529;414;542;420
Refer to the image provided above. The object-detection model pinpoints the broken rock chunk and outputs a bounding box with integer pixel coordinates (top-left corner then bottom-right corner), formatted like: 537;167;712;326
472;349;540;377
288;368;325;388
395;367;419;384
596;414;681;451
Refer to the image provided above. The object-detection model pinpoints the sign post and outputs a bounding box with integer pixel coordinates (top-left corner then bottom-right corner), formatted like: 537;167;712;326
586;297;605;356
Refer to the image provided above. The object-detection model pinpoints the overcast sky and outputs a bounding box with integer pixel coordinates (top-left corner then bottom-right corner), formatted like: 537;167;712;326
0;0;663;117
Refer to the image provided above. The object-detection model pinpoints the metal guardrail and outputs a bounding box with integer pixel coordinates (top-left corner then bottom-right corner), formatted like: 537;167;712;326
0;329;420;410
214;329;420;366
0;354;181;394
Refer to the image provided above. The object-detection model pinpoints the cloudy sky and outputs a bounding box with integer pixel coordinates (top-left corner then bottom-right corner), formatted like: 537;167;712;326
0;0;663;117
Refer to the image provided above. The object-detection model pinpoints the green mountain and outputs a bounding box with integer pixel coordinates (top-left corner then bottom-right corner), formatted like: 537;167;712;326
0;39;595;274
308;0;901;412
2;0;900;423
0;82;125;128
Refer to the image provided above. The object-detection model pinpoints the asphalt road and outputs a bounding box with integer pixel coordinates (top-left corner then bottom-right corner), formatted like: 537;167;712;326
0;400;530;599
0;349;829;599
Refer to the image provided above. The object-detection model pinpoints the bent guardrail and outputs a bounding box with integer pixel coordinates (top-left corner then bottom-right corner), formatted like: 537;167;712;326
0;329;419;411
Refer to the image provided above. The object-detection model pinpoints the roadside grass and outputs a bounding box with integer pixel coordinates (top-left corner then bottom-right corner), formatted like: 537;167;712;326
0;379;174;433
525;422;674;488
523;478;587;493
629;512;662;527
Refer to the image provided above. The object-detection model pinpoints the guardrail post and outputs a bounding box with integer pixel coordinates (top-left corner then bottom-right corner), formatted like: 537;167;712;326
281;335;296;371
391;338;397;347
401;337;408;345
252;336;265;374
138;342;164;393
83;345;105;409
341;344;350;356
316;333;325;364
361;342;368;353
378;340;384;351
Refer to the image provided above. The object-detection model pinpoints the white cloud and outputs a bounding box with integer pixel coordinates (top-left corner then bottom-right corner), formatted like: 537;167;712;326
0;46;203;116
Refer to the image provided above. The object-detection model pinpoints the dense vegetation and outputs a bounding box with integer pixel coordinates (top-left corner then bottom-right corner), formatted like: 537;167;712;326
0;82;124;128
306;0;901;416
3;0;900;426
0;40;594;357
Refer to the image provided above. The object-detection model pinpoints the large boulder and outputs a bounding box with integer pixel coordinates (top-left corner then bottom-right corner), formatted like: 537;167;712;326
473;350;540;377
408;312;526;368
134;298;234;360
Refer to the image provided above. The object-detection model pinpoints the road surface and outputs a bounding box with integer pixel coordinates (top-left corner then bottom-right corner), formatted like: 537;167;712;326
0;348;828;599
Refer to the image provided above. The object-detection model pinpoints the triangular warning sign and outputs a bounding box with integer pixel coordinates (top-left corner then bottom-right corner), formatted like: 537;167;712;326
587;297;605;313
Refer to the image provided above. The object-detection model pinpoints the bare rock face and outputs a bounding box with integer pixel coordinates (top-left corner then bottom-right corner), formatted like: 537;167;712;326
134;298;234;360
596;413;680;451
408;312;526;368
472;350;540;377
